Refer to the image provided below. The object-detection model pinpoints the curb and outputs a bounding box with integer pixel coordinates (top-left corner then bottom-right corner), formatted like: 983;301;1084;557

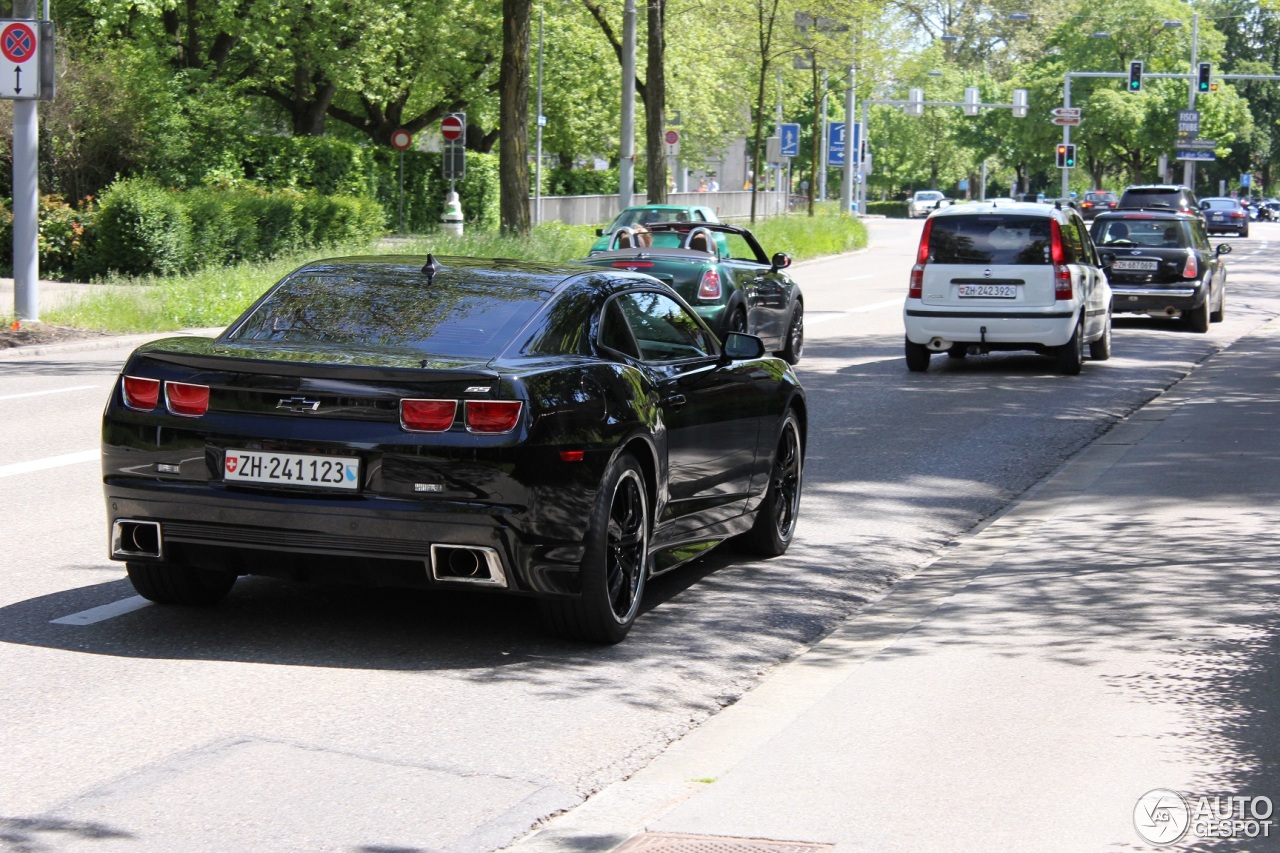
0;328;225;361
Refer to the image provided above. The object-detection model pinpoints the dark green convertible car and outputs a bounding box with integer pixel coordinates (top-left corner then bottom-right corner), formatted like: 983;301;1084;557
577;222;804;364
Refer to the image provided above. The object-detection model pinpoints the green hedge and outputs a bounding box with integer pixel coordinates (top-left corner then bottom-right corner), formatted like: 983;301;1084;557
75;178;385;278
370;148;501;233
865;201;909;218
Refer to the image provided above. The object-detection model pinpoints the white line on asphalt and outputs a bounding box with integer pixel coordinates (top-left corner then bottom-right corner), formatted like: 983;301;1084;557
847;275;876;281
51;596;152;626
0;449;98;478
808;299;901;325
0;384;102;402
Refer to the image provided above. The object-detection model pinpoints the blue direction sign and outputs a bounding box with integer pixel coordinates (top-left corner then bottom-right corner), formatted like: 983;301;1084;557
828;122;846;167
780;122;800;158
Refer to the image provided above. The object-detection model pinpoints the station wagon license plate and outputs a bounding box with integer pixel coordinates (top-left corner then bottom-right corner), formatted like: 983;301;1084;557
1112;260;1158;271
224;449;360;490
957;284;1016;298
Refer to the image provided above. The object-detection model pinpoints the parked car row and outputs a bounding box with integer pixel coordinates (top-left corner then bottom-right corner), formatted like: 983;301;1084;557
904;187;1235;374
101;204;809;645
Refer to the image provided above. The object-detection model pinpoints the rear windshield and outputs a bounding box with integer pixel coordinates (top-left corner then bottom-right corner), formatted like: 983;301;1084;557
927;215;1052;265
915;191;944;201
1202;198;1239;210
613;208;704;229
1093;218;1191;248
226;272;548;357
1121;190;1191;209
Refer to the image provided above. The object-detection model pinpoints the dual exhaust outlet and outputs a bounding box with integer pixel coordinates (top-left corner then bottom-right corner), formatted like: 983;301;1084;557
111;520;508;589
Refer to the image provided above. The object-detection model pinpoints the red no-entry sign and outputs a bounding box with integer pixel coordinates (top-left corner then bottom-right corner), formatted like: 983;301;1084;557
441;115;464;141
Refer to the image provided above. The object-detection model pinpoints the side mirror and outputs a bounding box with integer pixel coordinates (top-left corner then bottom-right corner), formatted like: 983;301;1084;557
770;252;792;273
1216;243;1233;256
596;228;605;236
1098;252;1115;268
720;332;766;362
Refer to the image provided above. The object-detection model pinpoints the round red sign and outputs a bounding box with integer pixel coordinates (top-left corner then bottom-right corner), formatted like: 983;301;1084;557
390;129;412;151
441;116;464;141
664;130;680;145
1;23;36;64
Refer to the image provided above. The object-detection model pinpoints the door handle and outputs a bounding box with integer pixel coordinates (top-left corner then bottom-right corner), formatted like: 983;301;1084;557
662;394;687;410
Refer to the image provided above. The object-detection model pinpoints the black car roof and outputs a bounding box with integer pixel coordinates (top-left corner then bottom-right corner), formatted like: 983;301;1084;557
1091;210;1196;221
293;255;602;294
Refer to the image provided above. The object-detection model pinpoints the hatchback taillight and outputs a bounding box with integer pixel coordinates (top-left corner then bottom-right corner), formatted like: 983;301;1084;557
1182;252;1199;279
697;268;722;300
1050;219;1072;300
465;401;523;434
122;376;161;410
165;381;209;417
909;219;933;299
400;399;458;432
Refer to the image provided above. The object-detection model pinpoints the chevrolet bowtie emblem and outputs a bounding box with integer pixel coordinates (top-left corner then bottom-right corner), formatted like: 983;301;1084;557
277;397;321;413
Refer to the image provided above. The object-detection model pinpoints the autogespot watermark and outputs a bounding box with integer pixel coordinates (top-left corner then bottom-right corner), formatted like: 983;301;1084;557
1134;789;1274;845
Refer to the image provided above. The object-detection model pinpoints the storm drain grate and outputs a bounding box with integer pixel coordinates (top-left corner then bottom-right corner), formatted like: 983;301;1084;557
614;832;834;853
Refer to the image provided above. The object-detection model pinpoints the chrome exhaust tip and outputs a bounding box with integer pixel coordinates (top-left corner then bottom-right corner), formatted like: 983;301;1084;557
927;337;953;352
112;520;163;559
430;545;508;588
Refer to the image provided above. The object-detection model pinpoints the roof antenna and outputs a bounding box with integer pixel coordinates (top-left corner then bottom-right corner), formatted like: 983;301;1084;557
422;254;442;283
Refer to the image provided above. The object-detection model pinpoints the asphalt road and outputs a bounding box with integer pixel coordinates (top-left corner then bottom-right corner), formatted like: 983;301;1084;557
2;216;1278;852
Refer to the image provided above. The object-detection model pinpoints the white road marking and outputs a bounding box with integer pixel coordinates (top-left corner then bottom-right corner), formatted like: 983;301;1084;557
0;449;98;478
0;384;103;402
847;274;876;281
51;595;152;626
808;299;901;325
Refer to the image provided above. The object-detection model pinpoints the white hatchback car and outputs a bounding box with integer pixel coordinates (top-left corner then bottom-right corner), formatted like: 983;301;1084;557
908;190;948;219
903;201;1113;375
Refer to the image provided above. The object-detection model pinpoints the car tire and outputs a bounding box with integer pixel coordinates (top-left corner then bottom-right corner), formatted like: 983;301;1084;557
1211;290;1225;323
126;561;236;606
905;338;931;372
946;344;968;359
539;453;648;644
778;306;804;365
1241;228;1250;238
720;306;748;342
1088;311;1112;361
1056;318;1085;375
1185;299;1210;333
739;412;803;557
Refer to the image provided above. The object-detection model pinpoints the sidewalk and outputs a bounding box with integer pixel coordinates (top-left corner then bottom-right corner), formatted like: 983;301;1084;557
510;321;1280;851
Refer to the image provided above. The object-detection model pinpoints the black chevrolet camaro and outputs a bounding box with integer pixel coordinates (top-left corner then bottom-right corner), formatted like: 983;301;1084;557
102;255;806;643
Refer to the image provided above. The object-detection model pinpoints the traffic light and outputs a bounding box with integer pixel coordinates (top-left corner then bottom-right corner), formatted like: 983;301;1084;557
1064;144;1076;168
1198;62;1212;92
1056;144;1068;168
1129;61;1143;92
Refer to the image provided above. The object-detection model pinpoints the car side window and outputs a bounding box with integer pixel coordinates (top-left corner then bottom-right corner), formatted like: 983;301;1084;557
1191;219;1211;250
1071;216;1097;265
598;298;641;359
615;291;718;362
1061;215;1087;264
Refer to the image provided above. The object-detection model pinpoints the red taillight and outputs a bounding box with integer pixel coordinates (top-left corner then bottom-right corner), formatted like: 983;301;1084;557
1049;220;1072;300
122;376;161;410
1082;201;1094;210
165;382;209;417
697;268;722;300
1182;252;1198;279
465;401;522;434
909;219;933;299
612;260;654;269
1231;211;1246;220
400;399;458;432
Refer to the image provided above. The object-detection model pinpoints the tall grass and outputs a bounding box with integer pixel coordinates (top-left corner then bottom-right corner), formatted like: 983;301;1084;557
41;210;865;334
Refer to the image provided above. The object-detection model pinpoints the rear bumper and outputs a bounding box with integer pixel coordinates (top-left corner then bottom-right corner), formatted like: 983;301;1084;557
1110;282;1206;315
103;479;590;598
904;305;1077;348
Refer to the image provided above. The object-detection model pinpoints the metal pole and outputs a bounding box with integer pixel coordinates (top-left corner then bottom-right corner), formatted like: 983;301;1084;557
841;66;855;215
1061;75;1071;199
819;69;828;201
397;151;404;233
618;0;635;212
1183;13;1199;189
534;4;544;225
13;0;39;322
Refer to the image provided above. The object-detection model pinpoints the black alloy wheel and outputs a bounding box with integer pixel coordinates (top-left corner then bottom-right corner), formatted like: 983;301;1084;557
779;306;804;364
540;454;649;644
127;561;237;606
740;412;803;557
